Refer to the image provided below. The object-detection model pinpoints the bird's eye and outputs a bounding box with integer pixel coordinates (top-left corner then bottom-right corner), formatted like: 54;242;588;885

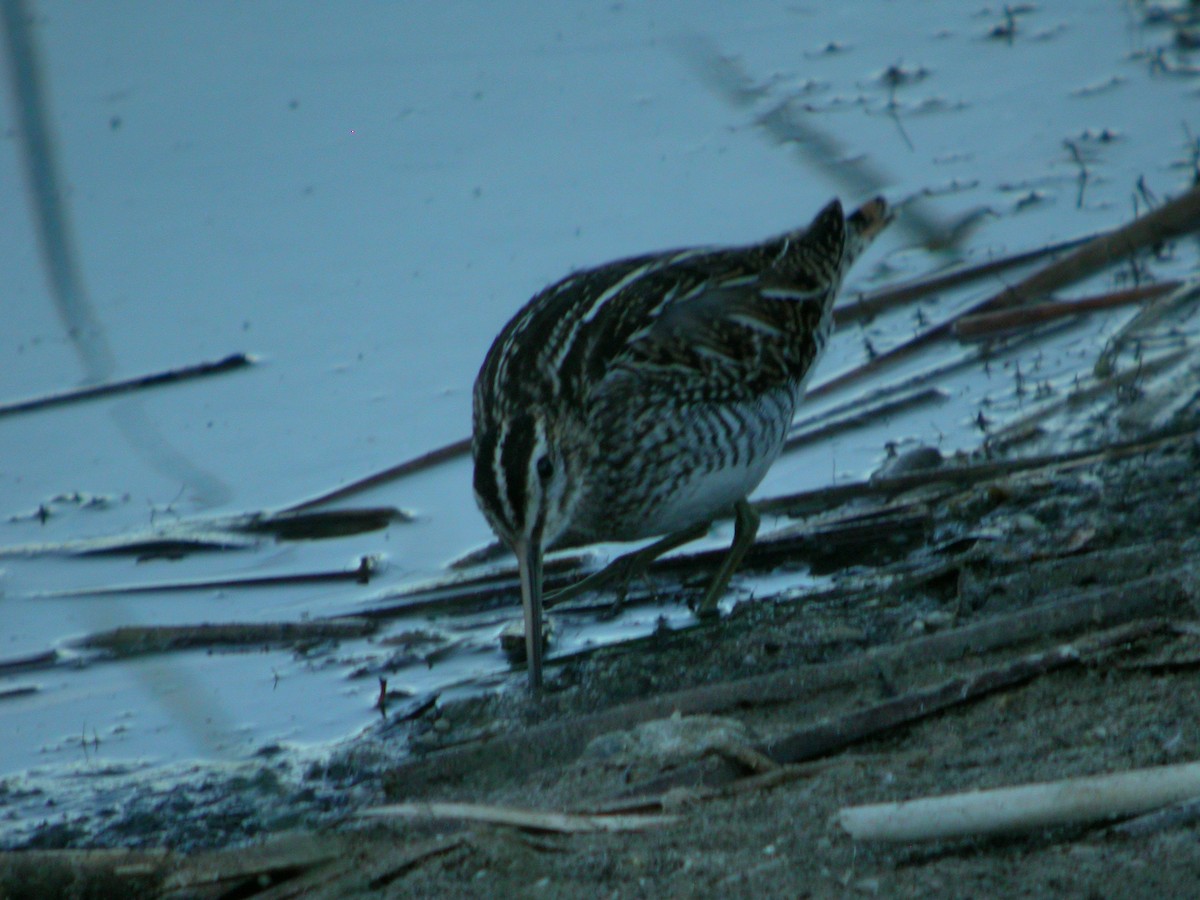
536;455;554;482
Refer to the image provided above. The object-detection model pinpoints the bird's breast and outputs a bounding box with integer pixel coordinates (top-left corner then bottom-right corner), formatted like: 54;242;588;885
560;383;797;544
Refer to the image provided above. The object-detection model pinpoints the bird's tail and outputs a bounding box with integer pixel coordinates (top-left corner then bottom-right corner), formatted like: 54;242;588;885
769;196;890;295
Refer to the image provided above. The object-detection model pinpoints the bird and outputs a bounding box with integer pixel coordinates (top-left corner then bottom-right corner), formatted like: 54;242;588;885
472;197;891;689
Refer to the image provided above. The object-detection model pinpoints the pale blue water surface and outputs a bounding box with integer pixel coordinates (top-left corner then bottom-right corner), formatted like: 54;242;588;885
1;1;1198;841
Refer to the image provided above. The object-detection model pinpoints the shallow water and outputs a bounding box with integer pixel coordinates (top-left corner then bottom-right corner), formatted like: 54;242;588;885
2;1;1199;842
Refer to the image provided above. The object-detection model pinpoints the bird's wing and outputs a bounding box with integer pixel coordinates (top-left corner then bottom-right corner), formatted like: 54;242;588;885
491;200;850;408
605;268;835;397
597;200;849;388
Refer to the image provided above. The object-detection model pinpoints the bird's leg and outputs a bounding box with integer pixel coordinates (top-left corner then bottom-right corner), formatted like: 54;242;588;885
695;499;759;617
545;522;709;607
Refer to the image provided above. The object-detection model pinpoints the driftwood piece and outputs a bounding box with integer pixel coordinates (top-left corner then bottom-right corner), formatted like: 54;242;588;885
839;759;1200;842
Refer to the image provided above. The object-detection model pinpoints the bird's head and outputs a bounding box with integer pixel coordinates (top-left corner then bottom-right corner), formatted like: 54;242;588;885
471;408;580;555
472;407;581;689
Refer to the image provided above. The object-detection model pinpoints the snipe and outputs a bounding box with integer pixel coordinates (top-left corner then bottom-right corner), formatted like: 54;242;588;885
473;197;891;688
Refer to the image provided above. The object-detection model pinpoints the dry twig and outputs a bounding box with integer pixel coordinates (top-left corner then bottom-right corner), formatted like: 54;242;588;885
0;353;255;418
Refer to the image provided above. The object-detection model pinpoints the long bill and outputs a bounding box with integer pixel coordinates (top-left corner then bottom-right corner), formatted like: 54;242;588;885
513;535;545;690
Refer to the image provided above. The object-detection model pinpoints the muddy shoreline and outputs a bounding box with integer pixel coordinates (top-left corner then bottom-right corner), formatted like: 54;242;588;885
5;357;1200;897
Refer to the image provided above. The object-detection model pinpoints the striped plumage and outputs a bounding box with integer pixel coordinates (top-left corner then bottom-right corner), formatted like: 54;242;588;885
473;197;891;688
